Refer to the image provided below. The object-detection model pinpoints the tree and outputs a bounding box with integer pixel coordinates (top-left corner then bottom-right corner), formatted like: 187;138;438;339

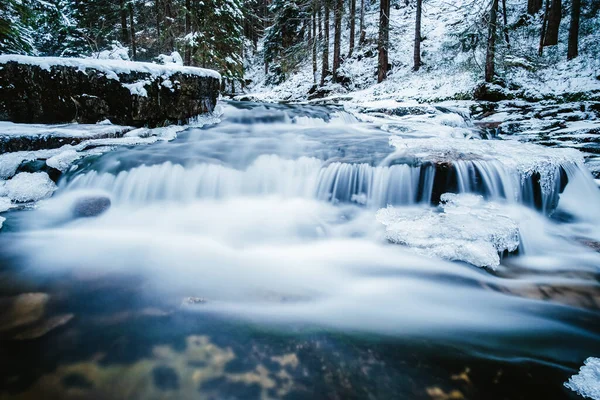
567;0;580;60
359;0;366;45
377;0;390;83
485;0;499;83
413;0;422;71
348;0;356;57
543;0;562;46
528;0;543;14
128;1;137;60
321;0;330;85
332;0;343;80
312;0;318;82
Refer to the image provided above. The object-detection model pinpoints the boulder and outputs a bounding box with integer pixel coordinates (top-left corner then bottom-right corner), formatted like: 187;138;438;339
0;55;221;127
72;196;112;218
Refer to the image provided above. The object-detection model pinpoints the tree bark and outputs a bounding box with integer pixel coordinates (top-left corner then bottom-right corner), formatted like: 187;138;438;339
119;0;129;44
543;0;562;46
313;0;318;82
528;0;543;14
359;0;366;45
413;0;422;71
485;0;499;83
129;2;137;60
184;0;191;65
539;0;550;55
332;0;343;80
567;0;580;59
155;0;161;41
502;0;510;48
321;0;330;85
349;0;356;57
377;0;390;83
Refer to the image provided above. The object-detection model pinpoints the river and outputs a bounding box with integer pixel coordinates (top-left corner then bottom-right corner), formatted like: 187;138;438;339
0;101;599;399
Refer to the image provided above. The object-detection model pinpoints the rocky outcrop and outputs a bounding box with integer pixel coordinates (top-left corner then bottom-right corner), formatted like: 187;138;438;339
0;55;221;127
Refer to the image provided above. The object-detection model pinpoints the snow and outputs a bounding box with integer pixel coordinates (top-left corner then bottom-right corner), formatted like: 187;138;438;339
0;54;221;80
244;0;599;104
3;172;57;203
123;81;150;97
388;136;583;195
564;357;600;400
0;216;4;231
0;197;12;213
0;121;133;138
376;194;520;268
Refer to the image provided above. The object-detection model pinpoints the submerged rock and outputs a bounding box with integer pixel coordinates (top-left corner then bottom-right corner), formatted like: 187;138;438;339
0;55;221;127
72;196;112;218
0;293;49;333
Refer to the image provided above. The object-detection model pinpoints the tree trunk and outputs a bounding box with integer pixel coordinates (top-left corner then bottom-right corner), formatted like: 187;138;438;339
539;0;550;55
377;0;390;83
155;0;161;41
567;0;580;59
318;0;322;41
413;0;422;71
119;0;129;44
349;0;356;57
543;0;562;46
502;0;510;48
332;0;343;80
321;0;330;85
313;1;318;82
528;0;543;14
359;0;365;45
129;2;137;60
485;0;499;83
184;0;191;65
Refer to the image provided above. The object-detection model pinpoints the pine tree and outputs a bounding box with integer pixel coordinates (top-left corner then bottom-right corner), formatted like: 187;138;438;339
321;0;330;85
348;0;356;57
377;0;390;83
543;0;562;46
567;0;580;59
332;0;343;80
528;0;543;14
485;0;499;83
0;0;35;54
413;0;422;71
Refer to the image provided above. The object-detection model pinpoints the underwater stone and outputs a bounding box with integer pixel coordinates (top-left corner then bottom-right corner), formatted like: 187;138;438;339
72;196;112;218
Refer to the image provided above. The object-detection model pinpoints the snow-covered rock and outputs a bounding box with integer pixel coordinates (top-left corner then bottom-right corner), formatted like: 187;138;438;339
564;357;600;400
0;55;221;127
377;194;520;268
3;172;57;203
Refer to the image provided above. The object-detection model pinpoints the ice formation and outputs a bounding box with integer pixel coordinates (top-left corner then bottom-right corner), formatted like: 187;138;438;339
2;172;57;203
565;357;600;400
376;193;520;268
388;136;583;195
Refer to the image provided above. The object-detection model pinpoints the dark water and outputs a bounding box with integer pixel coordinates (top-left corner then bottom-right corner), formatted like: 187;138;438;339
0;101;599;399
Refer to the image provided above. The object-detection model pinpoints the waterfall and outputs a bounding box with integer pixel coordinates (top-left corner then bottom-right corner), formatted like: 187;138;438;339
63;155;435;208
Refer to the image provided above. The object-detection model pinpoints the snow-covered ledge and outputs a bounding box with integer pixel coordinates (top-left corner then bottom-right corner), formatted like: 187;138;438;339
0;55;221;127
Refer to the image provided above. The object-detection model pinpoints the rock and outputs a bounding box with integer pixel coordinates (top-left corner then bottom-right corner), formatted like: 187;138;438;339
0;293;50;333
0;56;221;128
473;83;514;102
72;196;112;218
12;313;74;340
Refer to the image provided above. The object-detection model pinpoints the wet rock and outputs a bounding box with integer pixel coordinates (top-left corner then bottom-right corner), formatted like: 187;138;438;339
72;196;111;218
16;159;62;183
0;57;220;127
0;293;49;332
12;313;74;340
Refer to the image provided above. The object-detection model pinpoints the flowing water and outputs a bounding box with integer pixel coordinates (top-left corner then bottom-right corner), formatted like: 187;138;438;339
0;101;599;399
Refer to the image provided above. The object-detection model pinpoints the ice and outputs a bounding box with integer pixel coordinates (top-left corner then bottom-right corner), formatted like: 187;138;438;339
0;152;36;179
388;136;583;195
0;121;133;138
376;194;520;268
45;149;85;172
565;357;600;400
0;216;4;231
0;197;12;213
3;172;57;203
